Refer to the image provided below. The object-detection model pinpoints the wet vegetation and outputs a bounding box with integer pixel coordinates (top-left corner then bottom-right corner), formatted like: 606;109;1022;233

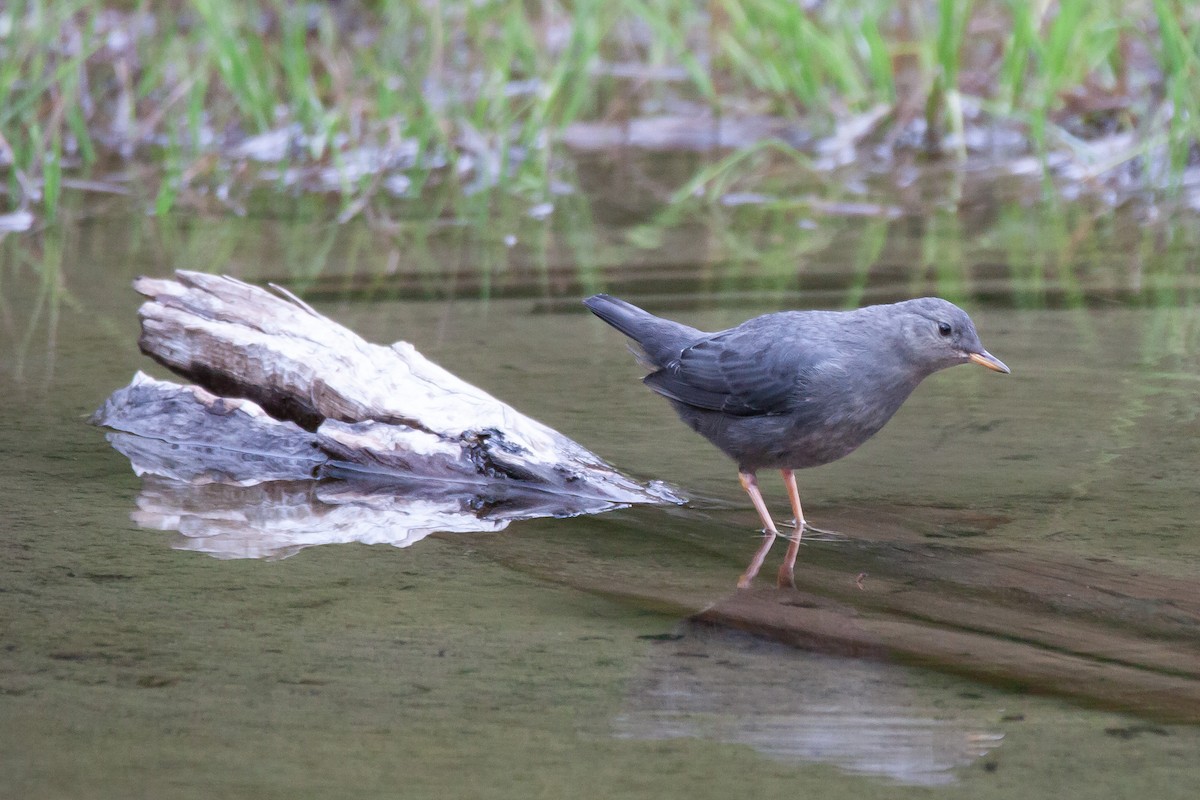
4;0;1200;225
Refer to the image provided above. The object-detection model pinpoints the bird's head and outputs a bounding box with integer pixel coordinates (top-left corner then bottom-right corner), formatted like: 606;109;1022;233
893;297;1010;376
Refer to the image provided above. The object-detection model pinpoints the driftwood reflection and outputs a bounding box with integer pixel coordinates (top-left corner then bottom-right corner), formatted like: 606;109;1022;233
124;471;628;561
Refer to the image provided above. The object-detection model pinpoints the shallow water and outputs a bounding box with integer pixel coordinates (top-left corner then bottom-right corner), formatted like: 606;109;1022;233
3;175;1200;797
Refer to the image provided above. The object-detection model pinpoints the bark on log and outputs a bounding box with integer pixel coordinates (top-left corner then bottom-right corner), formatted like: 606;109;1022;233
93;271;677;509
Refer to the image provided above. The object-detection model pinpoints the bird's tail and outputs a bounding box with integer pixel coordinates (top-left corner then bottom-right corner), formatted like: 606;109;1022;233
583;294;703;367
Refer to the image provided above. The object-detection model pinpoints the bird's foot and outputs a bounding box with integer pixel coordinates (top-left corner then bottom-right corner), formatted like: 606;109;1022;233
780;520;835;542
796;524;847;542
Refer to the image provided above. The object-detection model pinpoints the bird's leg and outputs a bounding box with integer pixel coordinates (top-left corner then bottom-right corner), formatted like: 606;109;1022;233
778;469;806;588
737;470;779;589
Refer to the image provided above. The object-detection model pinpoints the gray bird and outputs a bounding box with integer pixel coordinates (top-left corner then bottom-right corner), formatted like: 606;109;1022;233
583;294;1009;588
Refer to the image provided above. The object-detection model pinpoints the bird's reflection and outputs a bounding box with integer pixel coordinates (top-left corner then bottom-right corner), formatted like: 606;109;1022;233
615;622;1002;786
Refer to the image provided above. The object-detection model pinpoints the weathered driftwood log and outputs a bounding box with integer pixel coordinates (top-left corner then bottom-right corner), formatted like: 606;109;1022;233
95;373;324;485
92;373;646;556
92;271;678;515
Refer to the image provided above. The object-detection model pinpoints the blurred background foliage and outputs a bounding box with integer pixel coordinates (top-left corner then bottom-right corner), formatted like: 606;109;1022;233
3;0;1200;223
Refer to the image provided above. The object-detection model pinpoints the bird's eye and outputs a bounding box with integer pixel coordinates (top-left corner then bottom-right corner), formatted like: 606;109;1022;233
937;322;952;337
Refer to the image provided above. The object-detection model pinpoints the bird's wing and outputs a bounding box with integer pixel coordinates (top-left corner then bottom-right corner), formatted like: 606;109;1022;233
643;319;833;416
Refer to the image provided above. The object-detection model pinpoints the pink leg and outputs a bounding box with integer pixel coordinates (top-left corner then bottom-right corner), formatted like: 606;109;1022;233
777;469;807;588
737;471;779;589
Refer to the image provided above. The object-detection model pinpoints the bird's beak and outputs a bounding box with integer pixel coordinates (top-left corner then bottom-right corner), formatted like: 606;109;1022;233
967;350;1010;374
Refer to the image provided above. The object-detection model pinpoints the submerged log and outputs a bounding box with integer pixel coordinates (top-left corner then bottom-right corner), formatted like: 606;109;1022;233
93;271;678;511
472;509;1200;723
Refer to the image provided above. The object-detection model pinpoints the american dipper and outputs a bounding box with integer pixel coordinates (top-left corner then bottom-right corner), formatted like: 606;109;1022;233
583;294;1009;588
